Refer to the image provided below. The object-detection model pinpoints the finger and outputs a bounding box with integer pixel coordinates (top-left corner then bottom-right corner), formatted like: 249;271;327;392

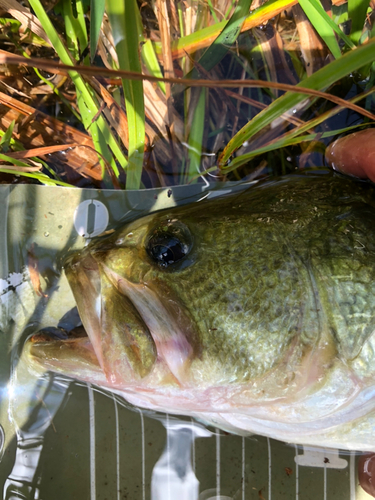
358;453;375;497
325;129;375;182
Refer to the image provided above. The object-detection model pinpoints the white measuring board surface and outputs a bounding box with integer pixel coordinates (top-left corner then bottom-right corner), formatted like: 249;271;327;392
1;378;374;500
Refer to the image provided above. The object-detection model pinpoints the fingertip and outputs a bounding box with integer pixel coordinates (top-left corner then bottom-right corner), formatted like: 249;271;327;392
325;129;375;182
358;453;375;497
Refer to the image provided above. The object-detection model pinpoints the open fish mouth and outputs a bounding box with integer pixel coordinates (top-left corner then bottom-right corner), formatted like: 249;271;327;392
27;248;199;390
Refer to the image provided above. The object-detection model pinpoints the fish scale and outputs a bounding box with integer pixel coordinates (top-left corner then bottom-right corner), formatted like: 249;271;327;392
172;224;305;381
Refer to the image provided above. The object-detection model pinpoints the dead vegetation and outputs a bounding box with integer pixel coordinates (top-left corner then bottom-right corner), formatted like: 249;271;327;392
0;0;373;189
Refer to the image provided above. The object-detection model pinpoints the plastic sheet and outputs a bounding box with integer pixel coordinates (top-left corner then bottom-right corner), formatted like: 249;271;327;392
0;182;371;499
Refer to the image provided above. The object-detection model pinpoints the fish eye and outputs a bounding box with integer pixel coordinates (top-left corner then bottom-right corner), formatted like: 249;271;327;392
146;221;192;269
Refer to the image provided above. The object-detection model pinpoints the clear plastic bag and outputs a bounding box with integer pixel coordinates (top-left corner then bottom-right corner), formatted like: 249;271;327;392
0;182;365;500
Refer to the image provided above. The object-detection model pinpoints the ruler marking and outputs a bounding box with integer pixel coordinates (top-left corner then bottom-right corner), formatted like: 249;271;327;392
88;385;96;500
350;451;356;500
216;429;221;497
242;437;245;500
267;438;271;500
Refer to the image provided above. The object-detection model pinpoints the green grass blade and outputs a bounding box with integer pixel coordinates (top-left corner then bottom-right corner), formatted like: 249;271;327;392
90;0;105;62
219;37;375;168
207;0;220;23
106;0;145;189
0;129;25;152
305;0;355;49
348;0;369;44
153;0;298;58
0;167;74;186
0;150;71;185
61;0;80;60
298;0;346;57
198;123;367;181
331;3;349;25
141;39;166;94
224;0;239;20
59;0;88;60
222;123;367;172
186;88;206;183
28;0;128;183
0;121;15;152
75;0;89;63
0;152;32;167
185;0;253;79
0;17;21;34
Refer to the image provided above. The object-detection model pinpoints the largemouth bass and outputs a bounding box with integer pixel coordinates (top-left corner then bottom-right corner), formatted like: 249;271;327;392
27;171;375;452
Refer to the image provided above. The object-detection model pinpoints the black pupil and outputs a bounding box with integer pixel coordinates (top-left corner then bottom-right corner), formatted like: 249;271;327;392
149;234;186;267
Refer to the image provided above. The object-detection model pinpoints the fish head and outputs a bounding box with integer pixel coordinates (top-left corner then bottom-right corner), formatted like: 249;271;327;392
62;211;201;387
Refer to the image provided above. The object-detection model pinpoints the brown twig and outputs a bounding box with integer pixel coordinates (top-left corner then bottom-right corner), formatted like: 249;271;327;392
0;54;374;121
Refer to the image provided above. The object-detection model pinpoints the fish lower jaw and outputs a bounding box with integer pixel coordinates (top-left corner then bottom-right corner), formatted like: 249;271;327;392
109;268;198;385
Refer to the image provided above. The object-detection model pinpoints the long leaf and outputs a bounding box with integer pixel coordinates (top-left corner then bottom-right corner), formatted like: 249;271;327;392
75;0;89;63
0;120;15;152
186;88;207;182
218;37;375;168
106;0;145;189
221;122;368;172
0;152;34;167
90;0;105;62
57;0;88;61
61;0;80;60
306;0;355;49
154;0;299;59
0;151;63;183
349;0;369;44
298;0;344;58
0;167;74;186
141;39;166;94
185;0;253;79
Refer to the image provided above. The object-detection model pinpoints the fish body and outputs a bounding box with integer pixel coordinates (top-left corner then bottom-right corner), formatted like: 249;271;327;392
27;171;375;451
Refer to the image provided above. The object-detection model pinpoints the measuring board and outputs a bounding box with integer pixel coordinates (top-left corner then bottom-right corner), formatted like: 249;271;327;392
0;378;372;500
